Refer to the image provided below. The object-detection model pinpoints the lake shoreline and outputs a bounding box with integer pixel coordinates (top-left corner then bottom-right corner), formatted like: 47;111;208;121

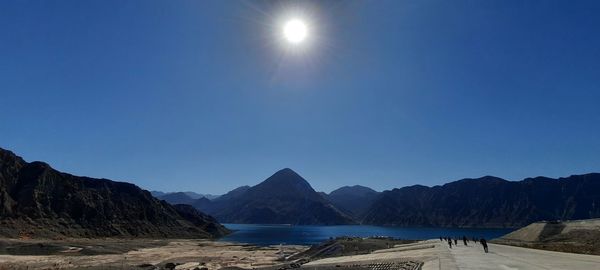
219;224;514;246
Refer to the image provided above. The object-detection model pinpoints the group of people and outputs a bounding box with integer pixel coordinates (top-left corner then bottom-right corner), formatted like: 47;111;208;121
439;236;488;253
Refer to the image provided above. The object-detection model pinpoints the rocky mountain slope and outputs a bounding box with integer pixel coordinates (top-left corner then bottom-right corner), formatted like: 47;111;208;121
0;147;229;238
361;174;600;228
195;168;354;225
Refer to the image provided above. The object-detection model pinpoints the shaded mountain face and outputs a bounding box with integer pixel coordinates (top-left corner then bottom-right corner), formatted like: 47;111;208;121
156;192;195;205
191;197;213;212
0;148;229;238
212;185;250;202
191;185;251;215
326;185;380;219
361;174;600;228
198;168;354;225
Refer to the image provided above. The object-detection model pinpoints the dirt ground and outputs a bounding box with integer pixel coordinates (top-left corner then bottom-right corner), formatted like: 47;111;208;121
493;229;600;255
0;238;307;270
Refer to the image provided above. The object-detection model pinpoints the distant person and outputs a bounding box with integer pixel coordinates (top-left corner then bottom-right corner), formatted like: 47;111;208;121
463;236;468;246
480;238;488;253
448;238;453;248
454;238;457;245
440;236;443;242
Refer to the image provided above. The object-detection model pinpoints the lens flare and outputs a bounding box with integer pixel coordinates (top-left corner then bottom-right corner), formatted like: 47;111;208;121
283;19;308;44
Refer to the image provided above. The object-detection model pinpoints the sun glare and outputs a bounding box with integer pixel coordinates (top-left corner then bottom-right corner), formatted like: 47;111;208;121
283;19;308;44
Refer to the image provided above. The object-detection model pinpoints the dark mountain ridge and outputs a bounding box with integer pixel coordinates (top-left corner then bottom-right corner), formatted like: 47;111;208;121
0;147;229;238
361;174;600;228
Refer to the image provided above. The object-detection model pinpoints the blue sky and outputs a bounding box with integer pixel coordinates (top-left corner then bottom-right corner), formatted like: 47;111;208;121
1;0;599;194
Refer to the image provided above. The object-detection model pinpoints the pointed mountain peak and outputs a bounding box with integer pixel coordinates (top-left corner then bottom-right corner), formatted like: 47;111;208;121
263;168;307;183
273;167;299;176
252;168;316;196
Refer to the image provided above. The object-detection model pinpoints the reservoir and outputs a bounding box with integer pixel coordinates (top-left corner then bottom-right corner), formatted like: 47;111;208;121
220;224;514;245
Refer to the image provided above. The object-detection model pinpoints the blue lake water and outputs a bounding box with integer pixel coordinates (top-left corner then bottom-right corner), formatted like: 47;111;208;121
219;224;514;246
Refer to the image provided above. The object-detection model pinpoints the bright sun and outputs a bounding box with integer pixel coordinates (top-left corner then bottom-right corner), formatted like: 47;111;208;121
283;19;308;44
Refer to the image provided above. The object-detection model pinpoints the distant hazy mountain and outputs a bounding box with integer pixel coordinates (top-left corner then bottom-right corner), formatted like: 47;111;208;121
186;192;220;200
157;192;195;205
0;147;229;238
361;174;600;228
325;185;380;219
151;191;220;201
197;168;354;225
150;190;167;197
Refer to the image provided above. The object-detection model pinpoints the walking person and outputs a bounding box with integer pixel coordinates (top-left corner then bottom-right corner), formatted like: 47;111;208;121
448;238;453;249
480;238;488;253
454;238;457;246
463;236;468;246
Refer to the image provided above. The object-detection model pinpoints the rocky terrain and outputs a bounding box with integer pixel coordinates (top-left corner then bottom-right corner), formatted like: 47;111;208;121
0;147;229;238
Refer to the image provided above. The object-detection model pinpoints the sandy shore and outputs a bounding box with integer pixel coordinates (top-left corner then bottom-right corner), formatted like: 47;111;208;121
0;239;307;270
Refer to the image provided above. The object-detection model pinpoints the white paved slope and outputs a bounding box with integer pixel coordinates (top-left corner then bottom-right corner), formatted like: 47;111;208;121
306;240;600;270
449;242;600;270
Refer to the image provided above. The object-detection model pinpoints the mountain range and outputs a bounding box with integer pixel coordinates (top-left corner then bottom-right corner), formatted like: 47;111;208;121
156;172;600;228
0;147;228;238
194;168;354;225
3;146;599;231
361;174;600;228
151;191;220;201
